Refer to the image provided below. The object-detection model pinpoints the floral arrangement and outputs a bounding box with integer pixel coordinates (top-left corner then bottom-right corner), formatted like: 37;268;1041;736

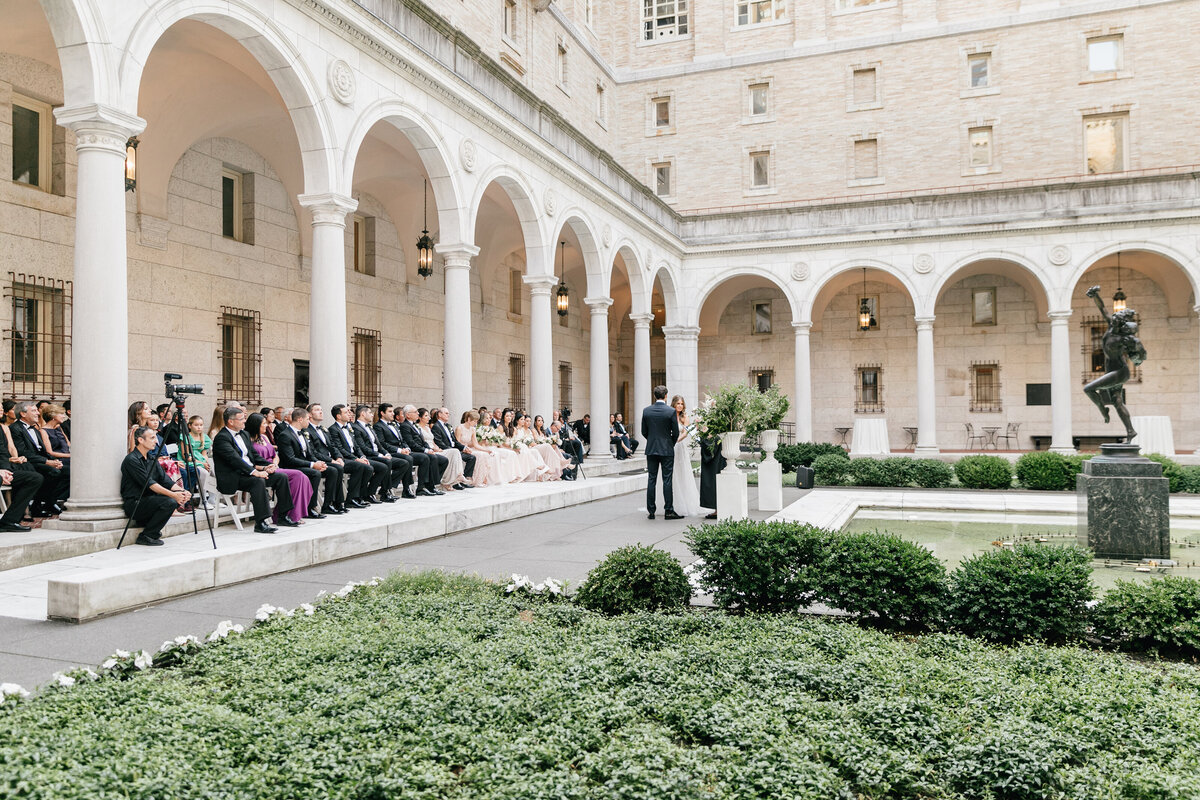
756;384;791;434
692;382;791;438
510;437;525;452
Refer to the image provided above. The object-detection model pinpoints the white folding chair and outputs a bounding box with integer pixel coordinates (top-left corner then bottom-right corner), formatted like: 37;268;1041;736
207;461;252;530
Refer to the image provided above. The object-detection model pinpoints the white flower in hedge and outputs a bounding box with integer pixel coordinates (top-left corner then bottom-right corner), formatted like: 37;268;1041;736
299;603;315;616
79;668;99;682
101;658;117;670
543;578;564;596
505;574;533;594
133;651;153;670
255;603;279;621
315;590;328;600
367;576;382;586
0;683;29;699
52;673;75;688
334;582;362;598
207;620;244;642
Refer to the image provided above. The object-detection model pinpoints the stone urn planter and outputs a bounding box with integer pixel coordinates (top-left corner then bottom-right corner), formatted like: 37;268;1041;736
720;431;745;474
760;429;780;460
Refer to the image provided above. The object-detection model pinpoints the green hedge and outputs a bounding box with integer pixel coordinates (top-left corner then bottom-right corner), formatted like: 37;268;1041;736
574;545;691;615
685;521;827;612
944;544;1095;644
817;530;947;630
910;459;954;489
1015;451;1086;491
1145;453;1185;493
812;453;853;486
775;442;847;474
1093;576;1200;656
953;455;1014;489
4;573;1200;799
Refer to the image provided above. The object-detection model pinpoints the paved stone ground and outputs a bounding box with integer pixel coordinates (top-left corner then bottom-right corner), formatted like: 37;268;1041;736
0;485;802;690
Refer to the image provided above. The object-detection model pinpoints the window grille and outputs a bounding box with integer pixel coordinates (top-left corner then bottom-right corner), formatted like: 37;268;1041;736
970;362;1003;412
5;273;71;399
558;361;572;411
218;306;261;405
352;328;382;407
509;353;526;410
855;364;884;413
642;0;689;40
1081;315;1141;384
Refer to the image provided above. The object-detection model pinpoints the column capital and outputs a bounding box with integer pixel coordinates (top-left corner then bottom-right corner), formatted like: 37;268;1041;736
435;242;480;266
630;312;655;327
791;320;813;333
584;295;613;313
523;273;558;294
1047;309;1074;322
299;193;357;226
662;324;701;341
54;103;145;155
915;315;935;330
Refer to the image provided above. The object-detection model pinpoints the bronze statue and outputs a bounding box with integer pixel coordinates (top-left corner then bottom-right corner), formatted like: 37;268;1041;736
1083;285;1147;441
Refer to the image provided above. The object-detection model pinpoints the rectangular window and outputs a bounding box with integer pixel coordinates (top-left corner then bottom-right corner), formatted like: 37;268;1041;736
643;0;689;41
218;306;261;405
970;363;1002;413
968;127;993;167
559;361;572;411
853;68;877;106
221;169;243;241
750;151;770;189
972;287;996;325
854;138;878;180
752;300;772;334
855;365;883;413
736;1;782;26
5;273;71;398
749;83;769;116
838;0;889;9
653;161;672;197
508;353;526;410
653;96;671;128
11;96;53;192
557;42;569;88
351;328;382;407
503;0;518;40
968;53;990;88
1084;113;1127;174
351;215;367;274
584;0;593;27
749;367;774;392
1088;35;1122;73
509;269;523;315
596;84;607;124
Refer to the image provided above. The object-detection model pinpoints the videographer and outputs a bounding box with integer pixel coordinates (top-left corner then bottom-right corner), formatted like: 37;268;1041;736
121;425;190;546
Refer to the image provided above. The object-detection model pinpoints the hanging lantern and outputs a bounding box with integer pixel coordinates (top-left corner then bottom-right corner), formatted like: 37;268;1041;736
556;240;569;316
1112;250;1127;313
858;267;873;330
416;177;434;278
124;136;139;192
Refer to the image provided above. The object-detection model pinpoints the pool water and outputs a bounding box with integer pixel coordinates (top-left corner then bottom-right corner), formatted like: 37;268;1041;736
842;517;1200;591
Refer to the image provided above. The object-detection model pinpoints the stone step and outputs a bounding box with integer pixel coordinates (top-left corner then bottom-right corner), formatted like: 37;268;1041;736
8;469;644;622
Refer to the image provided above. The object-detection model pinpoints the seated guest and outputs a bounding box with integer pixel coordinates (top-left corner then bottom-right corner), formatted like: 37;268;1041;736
128;400;152;451
490;407;505;429
276;407;341;517
211;406;295;533
11;400;68;517
327;403;388;505
372;403;418;499
456;410;498;487
258;407;277;445
417;407;467;491
121;425;190;546
614;413;638;455
532;415;570;479
556;410;585;465
0;423;42;532
431;406;474;487
610;413;633;459
477;407;489;429
303;403;352;512
246;412;313;524
399;404;447;495
144;416;183;489
351;404;403;502
208;405;227;440
61;399;71;440
176;414;212;503
39;404;70;463
571;413;591;450
2;399;15;425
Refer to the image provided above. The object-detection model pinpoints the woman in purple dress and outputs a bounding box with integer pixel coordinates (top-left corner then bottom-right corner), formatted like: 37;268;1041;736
245;412;312;525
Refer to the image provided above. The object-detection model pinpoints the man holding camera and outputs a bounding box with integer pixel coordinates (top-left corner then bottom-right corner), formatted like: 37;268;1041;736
121;426;191;546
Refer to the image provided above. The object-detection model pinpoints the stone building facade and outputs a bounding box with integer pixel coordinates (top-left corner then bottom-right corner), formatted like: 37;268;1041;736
1;0;1197;526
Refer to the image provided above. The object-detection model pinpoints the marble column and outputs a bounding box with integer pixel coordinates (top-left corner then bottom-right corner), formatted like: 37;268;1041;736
663;324;700;408
437;244;479;417
630;312;654;446
525;274;557;421
792;321;813;442
299;193;357;408
1049;310;1076;453
585;296;613;458
54;104;145;523
914;316;939;455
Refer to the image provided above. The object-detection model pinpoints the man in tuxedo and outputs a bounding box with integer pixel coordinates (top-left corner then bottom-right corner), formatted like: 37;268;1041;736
373;403;419;498
211;406;295;533
571;414;591;453
303;403;352;512
399;404;446;496
328;404;388;505
614;413;638;455
275;408;338;517
490;408;505;429
557;410;585;465
121;426;190;545
432;407;474;486
352;405;403;502
640;386;681;520
10;400;69;516
0;462;41;533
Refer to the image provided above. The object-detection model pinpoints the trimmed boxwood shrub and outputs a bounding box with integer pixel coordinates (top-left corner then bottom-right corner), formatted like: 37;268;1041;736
1093;576;1200;656
910;459;954;489
812;453;852;486
944;544;1095;644
686;521;829;612
815;530;946;630
953;454;1013;489
575;545;691;615
1015;451;1078;491
1145;453;1185;493
1181;465;1200;494
775;442;847;474
849;457;891;487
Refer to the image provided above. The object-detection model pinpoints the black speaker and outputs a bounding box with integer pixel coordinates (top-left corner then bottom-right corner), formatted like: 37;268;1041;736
796;465;814;490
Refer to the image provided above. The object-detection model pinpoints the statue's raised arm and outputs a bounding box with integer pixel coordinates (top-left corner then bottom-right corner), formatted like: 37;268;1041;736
1085;285;1110;323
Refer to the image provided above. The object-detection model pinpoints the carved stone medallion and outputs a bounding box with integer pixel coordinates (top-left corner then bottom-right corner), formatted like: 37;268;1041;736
459;138;477;172
602;224;612;247
328;59;355;105
544;188;557;216
791;262;810;281
1049;245;1071;266
914;253;934;274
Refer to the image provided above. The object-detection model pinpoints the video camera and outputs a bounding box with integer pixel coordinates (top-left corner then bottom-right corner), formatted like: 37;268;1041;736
164;372;204;400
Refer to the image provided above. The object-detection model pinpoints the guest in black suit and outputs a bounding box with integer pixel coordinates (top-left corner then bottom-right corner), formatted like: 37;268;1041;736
614;413;637;455
433;406;474;483
61;399;71;441
640;386;681;520
275;408;337;517
303;403;350;512
373;403;417;498
352;405;402;502
120;426;191;545
211;406;294;533
556;410;585;465
328;404;388;504
10;401;68;516
571;414;591;452
0;423;42;532
399;404;446;496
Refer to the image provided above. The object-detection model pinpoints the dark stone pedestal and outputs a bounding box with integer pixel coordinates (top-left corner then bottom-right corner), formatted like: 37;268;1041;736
1076;443;1169;560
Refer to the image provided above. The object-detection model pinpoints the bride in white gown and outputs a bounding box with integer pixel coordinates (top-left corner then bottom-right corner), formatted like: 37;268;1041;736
669;395;706;517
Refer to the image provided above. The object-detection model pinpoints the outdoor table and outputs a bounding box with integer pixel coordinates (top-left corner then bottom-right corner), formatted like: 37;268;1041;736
902;426;918;450
981;426;1001;450
833;427;851;449
850;418;890;455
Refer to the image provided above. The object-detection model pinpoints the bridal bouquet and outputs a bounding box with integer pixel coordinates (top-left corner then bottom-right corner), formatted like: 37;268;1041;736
476;426;499;445
510;438;525;452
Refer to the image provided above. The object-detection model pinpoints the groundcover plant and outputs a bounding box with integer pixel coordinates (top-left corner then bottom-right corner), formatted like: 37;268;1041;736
2;572;1199;799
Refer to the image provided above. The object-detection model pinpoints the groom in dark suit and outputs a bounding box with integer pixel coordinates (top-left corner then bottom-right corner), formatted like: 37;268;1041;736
640;385;681;520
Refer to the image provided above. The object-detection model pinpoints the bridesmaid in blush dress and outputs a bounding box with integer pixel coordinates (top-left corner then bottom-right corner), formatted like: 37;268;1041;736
246;412;312;525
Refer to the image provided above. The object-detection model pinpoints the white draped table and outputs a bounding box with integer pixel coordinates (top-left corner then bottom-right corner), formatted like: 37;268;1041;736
850;418;891;455
1131;415;1175;456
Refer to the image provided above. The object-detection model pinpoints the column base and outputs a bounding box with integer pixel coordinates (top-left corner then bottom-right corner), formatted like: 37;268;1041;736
1049;445;1077;455
53;498;128;531
913;446;941;456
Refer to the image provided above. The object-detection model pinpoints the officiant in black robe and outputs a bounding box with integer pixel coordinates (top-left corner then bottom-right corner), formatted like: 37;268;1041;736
698;435;726;519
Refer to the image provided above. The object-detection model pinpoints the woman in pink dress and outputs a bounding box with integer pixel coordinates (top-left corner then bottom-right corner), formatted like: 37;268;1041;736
531;415;568;480
511;414;551;481
246;412;312;525
455;411;493;486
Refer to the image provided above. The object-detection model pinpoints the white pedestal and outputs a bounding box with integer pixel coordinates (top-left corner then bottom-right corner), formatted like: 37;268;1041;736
716;471;749;521
757;458;782;512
